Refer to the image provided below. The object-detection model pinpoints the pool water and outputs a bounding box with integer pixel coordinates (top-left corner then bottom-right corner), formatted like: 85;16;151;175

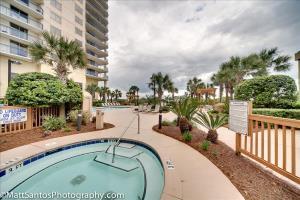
93;106;130;112
1;141;164;200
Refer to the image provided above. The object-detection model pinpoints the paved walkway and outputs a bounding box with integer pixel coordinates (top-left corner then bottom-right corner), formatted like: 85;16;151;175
0;109;244;200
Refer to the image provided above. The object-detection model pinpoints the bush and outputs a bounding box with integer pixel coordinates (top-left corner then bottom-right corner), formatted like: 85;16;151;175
292;101;300;109
5;72;82;107
161;106;170;113
63;127;72;132
42;116;66;131
182;132;192;142
213;103;225;113
235;75;297;109
93;100;104;107
68;110;91;125
253;108;300;120
200;140;211;151
161;120;172;126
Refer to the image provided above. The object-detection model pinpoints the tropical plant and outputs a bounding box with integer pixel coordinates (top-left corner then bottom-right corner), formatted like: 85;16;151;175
129;85;139;105
182;131;192;142
170;98;200;133
193;111;227;143
86;84;99;99
42;116;66;132
29;32;87;83
5;72;82;107
235;75;297;108
112;89;122;101
186;77;205;98
200;140;211;151
148;72;172;106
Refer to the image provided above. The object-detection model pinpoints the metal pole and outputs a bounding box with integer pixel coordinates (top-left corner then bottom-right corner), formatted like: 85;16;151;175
137;112;140;134
158;110;162;129
77;113;82;131
8;59;12;84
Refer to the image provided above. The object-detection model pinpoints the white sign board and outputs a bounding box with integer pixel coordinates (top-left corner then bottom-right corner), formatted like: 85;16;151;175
229;101;249;135
0;108;27;124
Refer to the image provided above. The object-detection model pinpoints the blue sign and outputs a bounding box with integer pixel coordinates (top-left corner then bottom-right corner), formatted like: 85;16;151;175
0;108;27;124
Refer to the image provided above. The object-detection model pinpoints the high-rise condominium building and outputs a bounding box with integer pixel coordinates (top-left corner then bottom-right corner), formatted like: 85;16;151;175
0;0;108;98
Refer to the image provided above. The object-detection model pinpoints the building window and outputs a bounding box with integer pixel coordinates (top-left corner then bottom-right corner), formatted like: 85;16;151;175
50;25;61;36
50;12;61;24
50;0;62;11
75;3;83;15
10;40;28;57
75;15;83;26
75;27;82;36
11;5;28;20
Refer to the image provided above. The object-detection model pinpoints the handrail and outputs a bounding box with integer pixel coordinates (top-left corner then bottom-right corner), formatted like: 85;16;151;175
106;112;140;163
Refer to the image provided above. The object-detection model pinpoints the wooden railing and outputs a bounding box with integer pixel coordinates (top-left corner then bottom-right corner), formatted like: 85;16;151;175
236;114;300;184
0;106;59;134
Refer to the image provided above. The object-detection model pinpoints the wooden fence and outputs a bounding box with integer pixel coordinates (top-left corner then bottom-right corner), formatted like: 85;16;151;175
0;106;59;134
236;114;300;184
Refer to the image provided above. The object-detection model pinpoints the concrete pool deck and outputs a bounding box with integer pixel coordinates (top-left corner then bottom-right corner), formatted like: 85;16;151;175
0;108;244;200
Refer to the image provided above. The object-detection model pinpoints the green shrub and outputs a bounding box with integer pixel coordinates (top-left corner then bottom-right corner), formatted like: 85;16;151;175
5;72;82;107
42;116;66;131
161;120;172;126
292;101;300;109
235;75;297;109
93;100;104;107
200;140;211;151
253;108;300;120
63;127;72;132
182;132;192;142
68;110;91;125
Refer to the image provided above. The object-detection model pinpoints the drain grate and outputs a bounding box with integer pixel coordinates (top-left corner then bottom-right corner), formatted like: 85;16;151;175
70;175;86;185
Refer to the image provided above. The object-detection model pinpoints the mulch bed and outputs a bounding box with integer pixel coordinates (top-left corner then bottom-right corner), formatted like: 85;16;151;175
153;125;300;200
0;122;114;152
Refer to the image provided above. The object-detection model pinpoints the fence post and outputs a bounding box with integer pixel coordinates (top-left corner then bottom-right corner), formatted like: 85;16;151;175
26;107;33;130
235;133;241;155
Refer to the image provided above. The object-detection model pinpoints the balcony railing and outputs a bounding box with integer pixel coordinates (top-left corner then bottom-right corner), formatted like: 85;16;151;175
0;43;29;58
0;5;43;30
88;60;108;72
86;70;108;80
0;24;38;43
15;0;43;15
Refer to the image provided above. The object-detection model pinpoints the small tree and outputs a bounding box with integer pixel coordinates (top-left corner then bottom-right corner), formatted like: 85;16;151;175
5;72;82;107
193;111;227;143
86;84;99;99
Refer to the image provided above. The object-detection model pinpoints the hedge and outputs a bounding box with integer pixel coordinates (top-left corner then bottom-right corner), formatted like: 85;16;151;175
253;108;300;120
235;75;297;109
5;72;82;107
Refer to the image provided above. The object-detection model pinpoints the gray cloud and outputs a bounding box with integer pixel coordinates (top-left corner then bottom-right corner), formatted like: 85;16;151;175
107;0;300;95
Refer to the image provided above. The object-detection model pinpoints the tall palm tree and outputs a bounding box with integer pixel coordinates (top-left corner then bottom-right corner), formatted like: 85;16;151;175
148;74;157;100
106;88;111;103
29;32;87;84
154;72;172;107
211;73;224;102
129;85;139;105
167;80;178;100
86;84;99;99
186;77;205;98
98;87;107;101
113;89;122;101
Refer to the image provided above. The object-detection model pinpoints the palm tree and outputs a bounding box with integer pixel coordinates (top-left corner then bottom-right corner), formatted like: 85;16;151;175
186;77;205;98
113;89;122;101
166;79;178;100
86;84;99;99
106;89;111;103
129;85;139;105
148;74;157;100
154;72;172;107
29;32;87;84
211;73;224;102
193;111;227;143
98;87;107;101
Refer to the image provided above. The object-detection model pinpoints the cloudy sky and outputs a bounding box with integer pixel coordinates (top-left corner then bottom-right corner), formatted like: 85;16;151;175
107;0;300;96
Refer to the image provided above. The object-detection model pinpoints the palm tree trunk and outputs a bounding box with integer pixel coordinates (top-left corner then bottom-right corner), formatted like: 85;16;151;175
219;84;223;102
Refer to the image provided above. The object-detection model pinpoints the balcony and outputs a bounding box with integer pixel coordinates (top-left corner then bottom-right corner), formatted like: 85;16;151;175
0;43;31;61
0;5;43;33
5;0;43;19
86;70;108;81
86;10;108;33
0;24;39;44
86;51;108;65
87;60;108;72
86;0;108;19
86;20;107;40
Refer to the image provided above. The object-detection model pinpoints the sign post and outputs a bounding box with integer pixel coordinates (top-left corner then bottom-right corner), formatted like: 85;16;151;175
229;101;252;155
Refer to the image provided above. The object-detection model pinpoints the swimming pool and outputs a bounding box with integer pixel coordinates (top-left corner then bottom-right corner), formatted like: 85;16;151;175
0;139;164;200
93;106;131;112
